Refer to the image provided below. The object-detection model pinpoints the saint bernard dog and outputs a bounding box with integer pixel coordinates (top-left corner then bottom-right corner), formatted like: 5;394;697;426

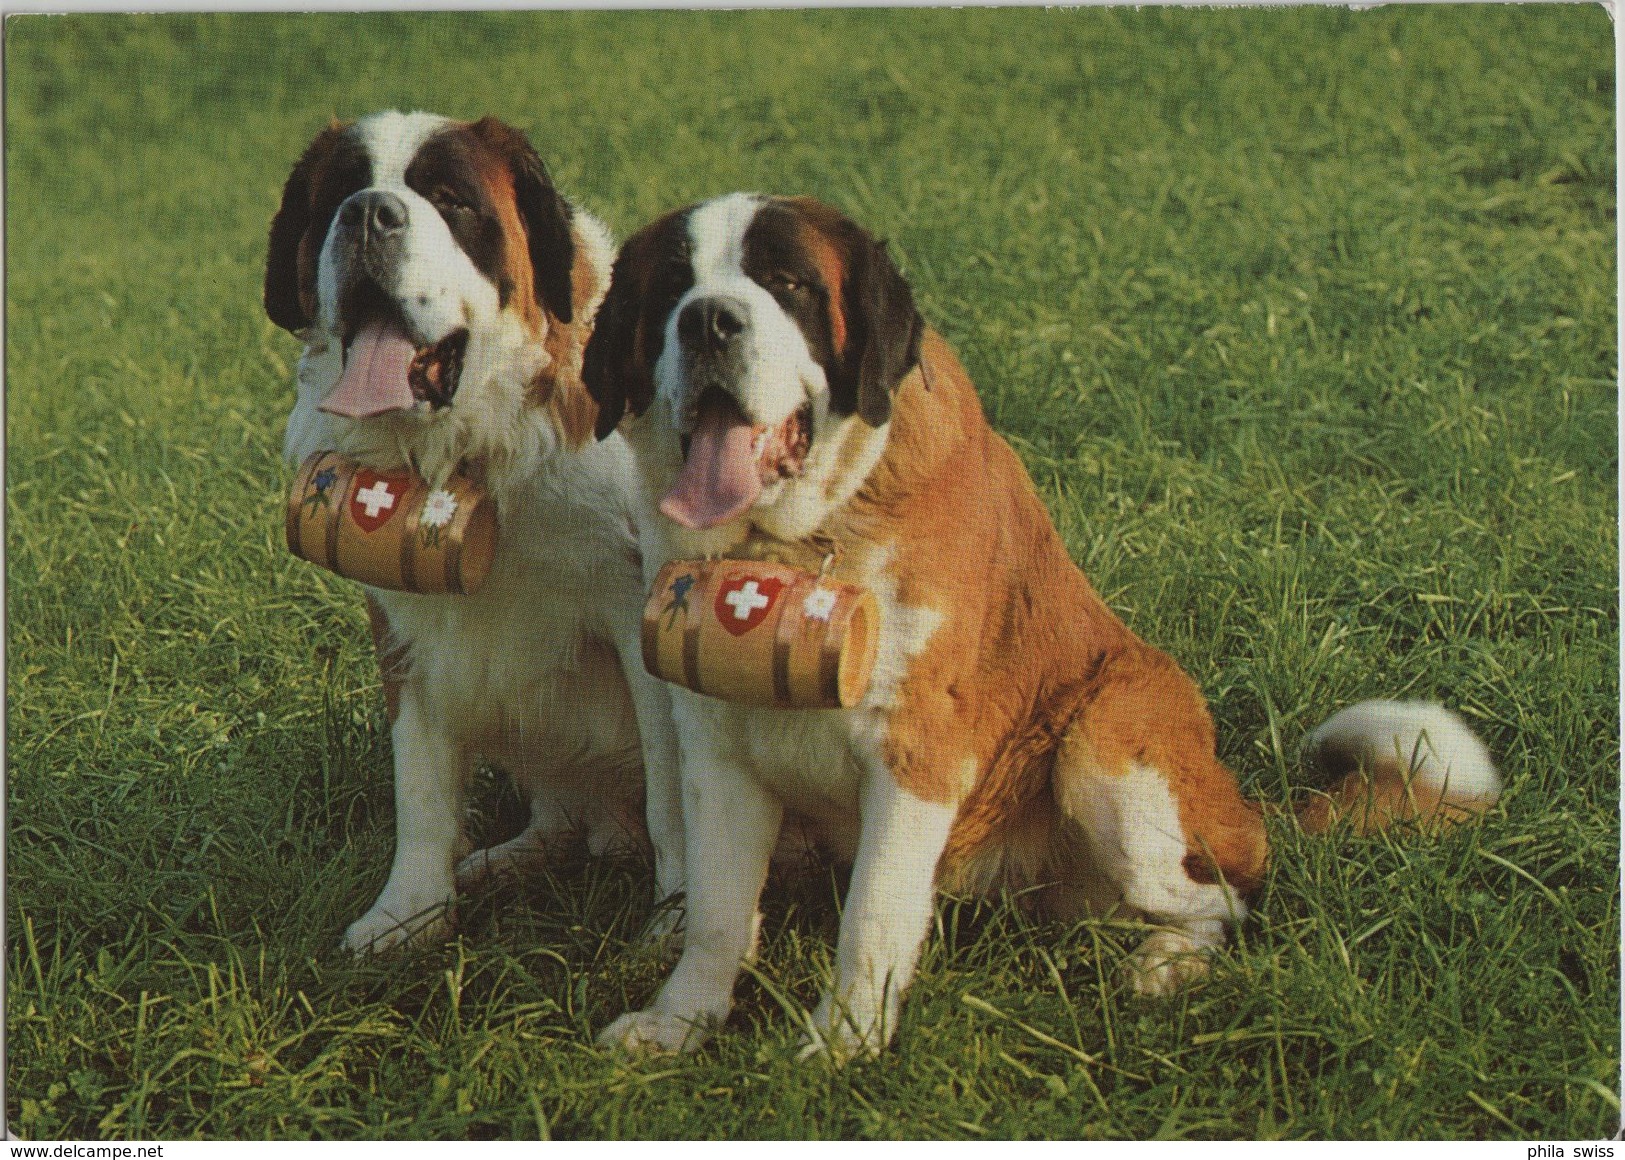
264;111;683;954
581;192;1501;1060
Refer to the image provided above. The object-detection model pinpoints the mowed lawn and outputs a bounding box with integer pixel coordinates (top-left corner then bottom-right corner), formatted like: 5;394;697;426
5;7;1617;1141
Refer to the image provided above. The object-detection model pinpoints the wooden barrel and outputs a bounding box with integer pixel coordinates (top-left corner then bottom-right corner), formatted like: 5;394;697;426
642;558;879;709
285;450;496;595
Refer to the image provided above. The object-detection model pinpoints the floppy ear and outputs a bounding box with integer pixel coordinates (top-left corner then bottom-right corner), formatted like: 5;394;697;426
264;125;344;333
582;250;657;440
847;237;923;427
471;117;576;325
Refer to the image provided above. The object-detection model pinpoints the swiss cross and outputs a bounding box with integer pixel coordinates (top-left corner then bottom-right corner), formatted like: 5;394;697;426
356;480;397;519
724;581;771;620
714;574;784;636
349;469;410;534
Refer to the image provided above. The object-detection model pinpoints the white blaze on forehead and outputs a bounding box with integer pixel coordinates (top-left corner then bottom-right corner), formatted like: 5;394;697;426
660;192;826;424
654;192;835;534
686;192;766;282
353;110;454;187
317;108;501;349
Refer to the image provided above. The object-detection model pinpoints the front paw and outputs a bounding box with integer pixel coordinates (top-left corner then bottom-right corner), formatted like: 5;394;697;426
454;834;551;891
796;996;889;1064
597;1008;713;1056
341;899;454;955
1124;929;1212;997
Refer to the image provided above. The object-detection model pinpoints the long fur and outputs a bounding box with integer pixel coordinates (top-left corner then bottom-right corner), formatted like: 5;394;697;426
585;194;1501;1061
268;112;682;953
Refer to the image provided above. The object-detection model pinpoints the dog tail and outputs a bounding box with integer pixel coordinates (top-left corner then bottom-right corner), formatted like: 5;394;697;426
1294;700;1501;836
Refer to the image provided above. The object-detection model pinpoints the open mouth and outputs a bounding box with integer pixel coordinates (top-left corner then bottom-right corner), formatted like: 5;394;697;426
322;312;471;419
752;402;813;485
405;329;469;409
681;389;812;485
662;388;812;530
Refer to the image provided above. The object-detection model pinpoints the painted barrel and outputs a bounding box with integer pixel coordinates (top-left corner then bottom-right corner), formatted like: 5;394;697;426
285;450;496;595
642;558;879;710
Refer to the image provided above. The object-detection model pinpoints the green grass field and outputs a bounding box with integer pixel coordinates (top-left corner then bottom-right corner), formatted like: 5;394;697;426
5;6;1618;1140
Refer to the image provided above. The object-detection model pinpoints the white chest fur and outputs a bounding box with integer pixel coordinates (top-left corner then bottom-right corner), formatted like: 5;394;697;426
372;436;644;755
661;539;943;861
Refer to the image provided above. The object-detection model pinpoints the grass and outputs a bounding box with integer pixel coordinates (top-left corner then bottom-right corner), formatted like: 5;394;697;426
4;5;1618;1141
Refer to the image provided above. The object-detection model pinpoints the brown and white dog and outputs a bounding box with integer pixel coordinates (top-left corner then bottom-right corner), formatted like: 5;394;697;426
265;111;683;953
582;193;1501;1059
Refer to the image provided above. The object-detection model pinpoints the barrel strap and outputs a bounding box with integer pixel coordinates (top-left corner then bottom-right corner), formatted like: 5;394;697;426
681;566;711;695
398;484;422;593
819;596;848;707
770;585;799;707
324;456;354;571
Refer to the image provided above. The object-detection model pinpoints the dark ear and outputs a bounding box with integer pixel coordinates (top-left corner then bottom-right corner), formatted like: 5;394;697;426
583;250;655;440
471;117;576;325
264;125;343;332
848;237;923;427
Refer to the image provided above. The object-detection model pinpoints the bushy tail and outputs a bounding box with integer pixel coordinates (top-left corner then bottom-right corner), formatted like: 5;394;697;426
1296;700;1502;836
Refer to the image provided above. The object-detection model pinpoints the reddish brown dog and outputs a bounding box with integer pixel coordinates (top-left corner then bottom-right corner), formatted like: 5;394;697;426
584;193;1500;1059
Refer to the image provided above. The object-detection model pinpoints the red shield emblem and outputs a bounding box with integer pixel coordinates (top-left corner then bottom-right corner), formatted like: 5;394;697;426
349;469;409;534
715;574;783;636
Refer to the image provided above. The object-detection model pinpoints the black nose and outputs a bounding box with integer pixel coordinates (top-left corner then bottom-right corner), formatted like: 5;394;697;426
340;191;409;239
678;297;747;353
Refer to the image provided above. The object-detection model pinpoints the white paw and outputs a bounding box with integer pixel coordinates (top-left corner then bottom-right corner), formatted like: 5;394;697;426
1125;929;1212;997
454;835;551;891
796;996;889;1064
597;1008;713;1055
341;899;454;956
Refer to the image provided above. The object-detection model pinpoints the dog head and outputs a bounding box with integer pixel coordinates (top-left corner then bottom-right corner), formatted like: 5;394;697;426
584;194;922;540
266;111;611;484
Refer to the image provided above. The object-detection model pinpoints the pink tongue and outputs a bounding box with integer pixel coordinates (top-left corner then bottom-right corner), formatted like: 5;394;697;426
321;320;419;418
659;396;763;530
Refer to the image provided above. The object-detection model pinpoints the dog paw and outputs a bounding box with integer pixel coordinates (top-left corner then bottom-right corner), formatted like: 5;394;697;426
796;1026;873;1066
454;833;552;891
340;900;453;956
597;1008;712;1056
1124;929;1212;997
795;997;887;1065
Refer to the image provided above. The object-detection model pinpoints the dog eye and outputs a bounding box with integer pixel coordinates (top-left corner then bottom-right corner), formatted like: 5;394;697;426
767;272;811;295
430;188;471;214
